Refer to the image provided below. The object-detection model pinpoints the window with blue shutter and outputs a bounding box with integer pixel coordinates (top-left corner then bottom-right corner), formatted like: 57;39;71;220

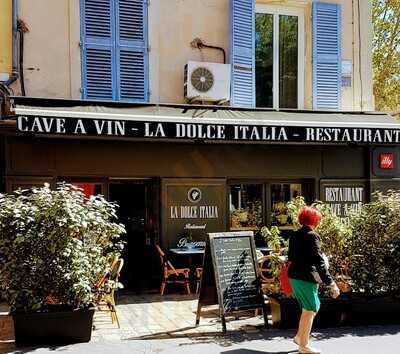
81;0;114;100
117;0;148;101
230;0;255;108
313;2;342;110
81;0;148;102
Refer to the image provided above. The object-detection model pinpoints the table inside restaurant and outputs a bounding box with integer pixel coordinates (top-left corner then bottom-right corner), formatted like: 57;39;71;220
169;247;275;270
169;246;273;256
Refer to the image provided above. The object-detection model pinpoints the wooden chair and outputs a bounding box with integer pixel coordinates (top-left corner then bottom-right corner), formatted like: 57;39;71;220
255;255;280;316
258;255;281;295
195;267;203;294
155;244;191;295
95;258;124;328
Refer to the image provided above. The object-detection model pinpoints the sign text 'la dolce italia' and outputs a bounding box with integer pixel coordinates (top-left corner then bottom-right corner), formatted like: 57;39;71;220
170;205;219;219
17;115;400;144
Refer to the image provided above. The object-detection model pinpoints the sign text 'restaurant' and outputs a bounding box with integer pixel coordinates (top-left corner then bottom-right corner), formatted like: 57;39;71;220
17;115;400;144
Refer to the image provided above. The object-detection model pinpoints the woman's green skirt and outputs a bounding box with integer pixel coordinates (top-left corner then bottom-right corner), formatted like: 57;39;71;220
289;278;320;313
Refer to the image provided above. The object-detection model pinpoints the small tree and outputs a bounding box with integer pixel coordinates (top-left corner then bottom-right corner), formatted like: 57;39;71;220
0;183;125;314
372;0;400;112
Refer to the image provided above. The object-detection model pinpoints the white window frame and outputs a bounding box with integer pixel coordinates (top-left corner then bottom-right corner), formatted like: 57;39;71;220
255;4;305;109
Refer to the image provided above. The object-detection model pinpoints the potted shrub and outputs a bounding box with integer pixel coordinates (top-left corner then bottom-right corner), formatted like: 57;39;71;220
347;191;400;325
0;183;125;346
259;225;299;328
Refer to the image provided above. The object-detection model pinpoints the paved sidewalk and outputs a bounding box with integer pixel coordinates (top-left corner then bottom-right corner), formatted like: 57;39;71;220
2;293;400;353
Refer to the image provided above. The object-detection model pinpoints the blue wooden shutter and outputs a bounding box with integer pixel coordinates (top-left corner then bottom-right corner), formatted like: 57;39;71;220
313;2;342;110
230;0;255;107
116;0;148;102
81;0;115;100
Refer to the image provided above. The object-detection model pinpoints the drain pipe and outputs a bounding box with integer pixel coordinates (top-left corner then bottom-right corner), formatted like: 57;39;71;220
5;0;18;86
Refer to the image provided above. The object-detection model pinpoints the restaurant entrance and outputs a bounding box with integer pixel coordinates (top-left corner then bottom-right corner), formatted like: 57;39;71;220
109;179;160;291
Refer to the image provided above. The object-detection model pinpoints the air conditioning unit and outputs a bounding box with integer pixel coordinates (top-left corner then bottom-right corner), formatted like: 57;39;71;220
184;61;231;103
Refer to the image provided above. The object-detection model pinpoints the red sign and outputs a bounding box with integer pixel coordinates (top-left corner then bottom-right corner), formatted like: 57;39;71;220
379;153;394;169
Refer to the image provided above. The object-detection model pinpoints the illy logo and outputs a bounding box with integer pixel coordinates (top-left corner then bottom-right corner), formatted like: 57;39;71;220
379;153;394;169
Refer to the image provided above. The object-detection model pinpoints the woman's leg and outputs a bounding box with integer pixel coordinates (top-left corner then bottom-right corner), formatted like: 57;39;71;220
297;309;316;347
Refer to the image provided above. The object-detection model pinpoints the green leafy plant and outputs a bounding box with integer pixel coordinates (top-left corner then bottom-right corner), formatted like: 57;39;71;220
372;0;400;112
261;225;287;255
0;183;125;314
260;226;288;291
348;191;400;295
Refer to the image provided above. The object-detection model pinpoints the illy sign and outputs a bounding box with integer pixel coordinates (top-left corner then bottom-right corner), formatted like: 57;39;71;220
379;153;394;169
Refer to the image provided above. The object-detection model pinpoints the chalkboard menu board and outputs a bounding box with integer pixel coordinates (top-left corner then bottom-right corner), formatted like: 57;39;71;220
196;231;268;332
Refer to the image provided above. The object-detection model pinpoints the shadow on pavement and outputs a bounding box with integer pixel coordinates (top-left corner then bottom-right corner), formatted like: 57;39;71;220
313;324;400;339
125;325;297;347
117;291;199;305
126;322;400;347
221;350;297;354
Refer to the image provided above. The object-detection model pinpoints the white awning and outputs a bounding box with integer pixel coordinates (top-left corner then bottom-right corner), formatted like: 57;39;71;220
8;97;400;145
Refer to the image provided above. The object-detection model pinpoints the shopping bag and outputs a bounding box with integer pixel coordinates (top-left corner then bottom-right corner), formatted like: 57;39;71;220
279;262;293;296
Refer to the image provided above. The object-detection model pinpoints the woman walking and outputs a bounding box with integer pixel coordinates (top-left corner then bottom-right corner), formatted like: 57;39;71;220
288;206;340;354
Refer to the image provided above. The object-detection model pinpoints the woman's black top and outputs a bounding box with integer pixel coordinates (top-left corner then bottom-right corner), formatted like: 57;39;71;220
288;225;334;286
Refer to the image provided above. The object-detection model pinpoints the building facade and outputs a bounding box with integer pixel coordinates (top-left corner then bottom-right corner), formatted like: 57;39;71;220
1;0;398;290
2;0;373;111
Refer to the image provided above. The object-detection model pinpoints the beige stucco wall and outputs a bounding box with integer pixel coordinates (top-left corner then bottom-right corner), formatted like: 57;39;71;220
0;0;13;81
10;0;81;99
150;0;230;103
12;0;374;111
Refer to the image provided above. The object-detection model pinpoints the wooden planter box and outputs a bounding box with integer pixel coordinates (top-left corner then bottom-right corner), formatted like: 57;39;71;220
347;295;400;326
270;296;350;329
13;306;95;346
270;297;300;329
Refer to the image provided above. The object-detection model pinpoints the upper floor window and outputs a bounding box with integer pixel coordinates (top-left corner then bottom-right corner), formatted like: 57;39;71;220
80;0;149;102
255;5;304;109
230;0;341;110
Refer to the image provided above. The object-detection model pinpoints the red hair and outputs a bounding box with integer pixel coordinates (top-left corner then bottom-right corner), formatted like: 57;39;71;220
298;206;322;228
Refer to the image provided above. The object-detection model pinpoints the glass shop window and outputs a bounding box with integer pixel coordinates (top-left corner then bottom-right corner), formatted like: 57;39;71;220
229;184;263;230
271;183;302;230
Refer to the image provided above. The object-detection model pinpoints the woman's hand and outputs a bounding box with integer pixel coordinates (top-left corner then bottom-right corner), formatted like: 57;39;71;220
329;282;340;299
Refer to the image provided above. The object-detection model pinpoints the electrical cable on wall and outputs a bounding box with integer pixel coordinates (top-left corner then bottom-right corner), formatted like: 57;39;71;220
190;38;226;64
17;19;29;97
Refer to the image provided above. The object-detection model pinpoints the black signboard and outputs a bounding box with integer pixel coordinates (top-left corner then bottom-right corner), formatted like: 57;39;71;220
17;115;400;145
195;231;268;333
162;179;226;249
321;180;366;217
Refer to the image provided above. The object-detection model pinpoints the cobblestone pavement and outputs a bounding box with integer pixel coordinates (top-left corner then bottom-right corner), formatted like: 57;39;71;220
2;293;400;354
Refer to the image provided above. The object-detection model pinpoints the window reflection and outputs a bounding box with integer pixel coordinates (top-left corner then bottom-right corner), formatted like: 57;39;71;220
255;12;299;109
271;183;302;229
255;13;274;108
229;184;263;230
279;15;298;108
